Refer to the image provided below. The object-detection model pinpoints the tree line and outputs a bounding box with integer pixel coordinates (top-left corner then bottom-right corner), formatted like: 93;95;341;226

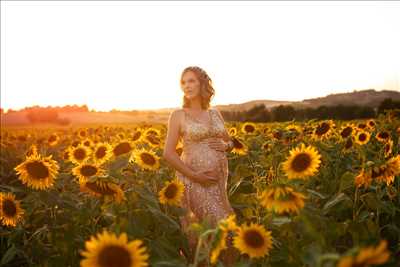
220;98;400;122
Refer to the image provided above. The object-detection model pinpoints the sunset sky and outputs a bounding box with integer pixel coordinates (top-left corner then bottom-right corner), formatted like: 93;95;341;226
1;1;399;111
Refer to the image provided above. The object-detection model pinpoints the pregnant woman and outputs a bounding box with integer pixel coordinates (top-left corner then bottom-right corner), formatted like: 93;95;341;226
163;66;237;265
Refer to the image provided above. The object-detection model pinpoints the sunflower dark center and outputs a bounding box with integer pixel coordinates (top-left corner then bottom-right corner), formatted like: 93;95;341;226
358;133;367;142
140;153;156;165
244;125;255;133
371;167;386;179
26;160;49;180
73;148;86;160
146;135;160;145
291;153;312;172
113;142;132;157
315;122;330;136
358;124;367;129
2;199;17;216
97;245;132;267
83;141;91;147
345;139;353;149
164;184;178;199
72;141;80;147
273;132;282;139
341;127;352;138
48;135;57;143
86;182;115;195
96;147;107;159
176;147;183;156
132;132;142;141
244;230;265;248
232;138;243;149
80;165;98;177
378;132;389;139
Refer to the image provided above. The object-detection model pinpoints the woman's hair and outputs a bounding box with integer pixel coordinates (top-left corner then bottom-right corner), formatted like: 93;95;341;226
180;66;215;110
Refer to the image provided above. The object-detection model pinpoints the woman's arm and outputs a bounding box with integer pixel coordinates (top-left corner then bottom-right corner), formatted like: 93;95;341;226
162;110;197;179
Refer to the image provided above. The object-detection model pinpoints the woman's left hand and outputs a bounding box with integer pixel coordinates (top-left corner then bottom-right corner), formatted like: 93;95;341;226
207;138;227;152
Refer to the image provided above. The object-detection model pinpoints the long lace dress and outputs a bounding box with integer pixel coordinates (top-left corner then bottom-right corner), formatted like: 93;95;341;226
176;108;235;257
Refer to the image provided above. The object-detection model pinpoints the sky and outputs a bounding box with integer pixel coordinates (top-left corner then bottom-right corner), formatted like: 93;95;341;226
1;1;400;111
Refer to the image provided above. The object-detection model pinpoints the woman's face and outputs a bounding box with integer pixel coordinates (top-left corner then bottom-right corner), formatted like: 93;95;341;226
181;71;201;100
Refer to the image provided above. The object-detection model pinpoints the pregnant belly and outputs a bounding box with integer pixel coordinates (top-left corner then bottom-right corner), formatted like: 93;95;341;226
182;143;225;172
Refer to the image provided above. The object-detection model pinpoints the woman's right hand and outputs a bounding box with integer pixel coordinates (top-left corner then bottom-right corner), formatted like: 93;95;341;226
191;169;219;185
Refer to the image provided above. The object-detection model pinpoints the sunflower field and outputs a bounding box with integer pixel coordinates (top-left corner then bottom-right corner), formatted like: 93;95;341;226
1;110;400;267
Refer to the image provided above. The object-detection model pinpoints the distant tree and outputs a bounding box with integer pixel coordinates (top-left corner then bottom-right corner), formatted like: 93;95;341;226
272;105;296;122
357;106;375;119
378;98;400;114
26;108;59;123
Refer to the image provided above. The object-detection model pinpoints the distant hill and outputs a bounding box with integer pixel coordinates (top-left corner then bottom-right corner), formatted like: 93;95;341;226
295;89;400;108
213;100;295;112
1;89;399;126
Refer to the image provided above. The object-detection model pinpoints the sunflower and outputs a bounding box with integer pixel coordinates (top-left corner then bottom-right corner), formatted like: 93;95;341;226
68;144;91;165
210;228;228;265
233;223;273;259
286;124;302;135
261;126;270;135
129;149;160;171
354;169;372;188
209;214;240;265
343;138;354;153
272;130;283;141
71;140;81;147
80;230;149;267
14;153;60;190
92;142;113;165
118;133;126;140
210;215;239;265
337;240;390;267
355;130;370;146
339;124;354;140
282;144;321;180
241;122;257;135
259;185;307;215
82;138;93;148
261;141;271;152
0;192;24;227
383;139;393;158
72;163;105;183
144;127;160;137
366;119;376;129
143;134;162;148
112;140;134;157
131;130;143;143
228;127;237;136
25;144;39;157
230;137;248;155
369;164;394;186
80;180;126;203
385;155;400;177
158;179;185;206
48;133;60;147
78;129;88;139
175;142;183;157
376;131;390;143
313;120;334;140
357;122;367;130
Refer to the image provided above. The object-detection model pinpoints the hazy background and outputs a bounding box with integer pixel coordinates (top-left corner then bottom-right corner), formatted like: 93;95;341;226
1;1;399;111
